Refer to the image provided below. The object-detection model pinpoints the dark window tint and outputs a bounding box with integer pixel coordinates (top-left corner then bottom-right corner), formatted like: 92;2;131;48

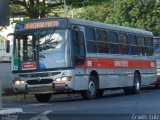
118;33;128;44
128;46;138;55
119;44;128;54
137;36;145;46
85;27;96;41
97;29;107;42
128;34;137;45
108;43;119;54
87;41;97;53
98;42;108;53
137;47;146;56
145;37;153;47
76;31;86;56
146;47;154;56
72;30;86;66
108;31;118;43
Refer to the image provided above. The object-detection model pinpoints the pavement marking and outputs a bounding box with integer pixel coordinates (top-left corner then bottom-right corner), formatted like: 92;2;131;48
22;103;52;108
30;114;50;120
29;110;52;120
42;110;53;115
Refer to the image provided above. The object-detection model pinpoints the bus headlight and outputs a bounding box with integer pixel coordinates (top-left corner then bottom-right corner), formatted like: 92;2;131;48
62;76;72;81
20;81;26;84
55;76;72;82
55;78;62;82
14;80;26;85
15;80;21;85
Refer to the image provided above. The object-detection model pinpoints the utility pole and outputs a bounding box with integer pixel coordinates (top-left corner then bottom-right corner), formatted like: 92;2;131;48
0;0;9;110
64;0;67;17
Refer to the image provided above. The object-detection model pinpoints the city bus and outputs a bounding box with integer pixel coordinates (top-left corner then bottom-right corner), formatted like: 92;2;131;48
9;18;157;102
154;36;160;87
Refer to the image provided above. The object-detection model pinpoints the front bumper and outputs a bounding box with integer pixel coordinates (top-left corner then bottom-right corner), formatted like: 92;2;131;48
13;82;70;94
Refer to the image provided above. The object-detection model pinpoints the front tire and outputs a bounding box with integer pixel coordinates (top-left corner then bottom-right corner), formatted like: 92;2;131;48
35;94;52;102
81;76;97;99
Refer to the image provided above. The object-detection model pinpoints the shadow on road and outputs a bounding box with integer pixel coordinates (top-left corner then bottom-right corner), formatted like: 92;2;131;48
46;86;160;103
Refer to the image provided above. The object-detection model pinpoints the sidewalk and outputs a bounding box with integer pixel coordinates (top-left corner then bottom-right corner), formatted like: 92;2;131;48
0;108;23;114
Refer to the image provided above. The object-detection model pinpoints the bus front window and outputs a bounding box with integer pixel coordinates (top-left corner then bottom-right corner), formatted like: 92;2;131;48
39;30;66;69
13;29;67;70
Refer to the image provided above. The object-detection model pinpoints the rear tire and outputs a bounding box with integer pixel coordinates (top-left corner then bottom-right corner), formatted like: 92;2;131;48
123;72;141;95
133;73;141;94
35;94;52;102
81;76;97;99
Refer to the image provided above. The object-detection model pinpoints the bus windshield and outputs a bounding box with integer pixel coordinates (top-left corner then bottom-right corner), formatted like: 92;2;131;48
13;29;67;70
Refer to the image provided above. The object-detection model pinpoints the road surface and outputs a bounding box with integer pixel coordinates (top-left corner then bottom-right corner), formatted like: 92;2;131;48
2;87;160;120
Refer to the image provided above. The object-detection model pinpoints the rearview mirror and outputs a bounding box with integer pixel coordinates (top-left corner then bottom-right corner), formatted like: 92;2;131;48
5;40;10;53
6;33;14;53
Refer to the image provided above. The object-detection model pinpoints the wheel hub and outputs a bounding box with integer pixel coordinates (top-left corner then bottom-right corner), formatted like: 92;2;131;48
88;81;96;95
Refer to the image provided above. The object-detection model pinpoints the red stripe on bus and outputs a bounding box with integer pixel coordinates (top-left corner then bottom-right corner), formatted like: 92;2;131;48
77;58;156;69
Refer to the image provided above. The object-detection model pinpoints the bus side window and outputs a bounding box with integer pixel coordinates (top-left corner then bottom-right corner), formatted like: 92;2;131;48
72;30;86;66
118;32;128;54
128;34;138;55
145;37;154;56
137;36;145;56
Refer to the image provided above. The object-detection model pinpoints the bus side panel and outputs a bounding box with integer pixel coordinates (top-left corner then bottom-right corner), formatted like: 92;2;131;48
73;69;89;91
141;69;157;85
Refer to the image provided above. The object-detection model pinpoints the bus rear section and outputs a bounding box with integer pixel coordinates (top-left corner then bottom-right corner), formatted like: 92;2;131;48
12;18;157;102
154;36;160;87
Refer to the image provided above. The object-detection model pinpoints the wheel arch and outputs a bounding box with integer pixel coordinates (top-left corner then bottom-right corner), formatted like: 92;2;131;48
135;70;141;83
90;70;100;89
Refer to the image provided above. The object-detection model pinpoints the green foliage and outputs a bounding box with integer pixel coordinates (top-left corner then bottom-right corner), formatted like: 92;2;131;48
9;4;21;16
77;4;110;22
0;35;5;44
77;0;160;35
106;0;160;35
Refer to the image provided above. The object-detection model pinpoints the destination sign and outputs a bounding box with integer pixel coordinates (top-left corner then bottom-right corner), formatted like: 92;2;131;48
15;18;68;31
24;21;59;29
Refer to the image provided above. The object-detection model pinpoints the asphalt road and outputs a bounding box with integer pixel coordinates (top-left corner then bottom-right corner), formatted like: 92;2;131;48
0;62;13;91
2;87;160;120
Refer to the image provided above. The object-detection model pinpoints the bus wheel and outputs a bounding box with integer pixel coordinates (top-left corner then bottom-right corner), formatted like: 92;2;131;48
35;94;52;102
81;76;97;99
133;72;141;94
123;73;141;95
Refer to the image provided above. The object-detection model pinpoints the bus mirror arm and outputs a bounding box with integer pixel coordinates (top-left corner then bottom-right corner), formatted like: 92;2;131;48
7;33;15;37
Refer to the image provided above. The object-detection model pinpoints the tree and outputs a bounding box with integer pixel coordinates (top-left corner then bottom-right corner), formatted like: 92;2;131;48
0;35;5;44
106;0;160;35
77;3;110;22
9;0;105;19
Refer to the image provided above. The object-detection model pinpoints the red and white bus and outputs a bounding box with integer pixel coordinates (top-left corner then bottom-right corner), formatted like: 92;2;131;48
10;18;157;102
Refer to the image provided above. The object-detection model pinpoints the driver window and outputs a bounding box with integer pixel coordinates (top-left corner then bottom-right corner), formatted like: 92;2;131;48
72;30;86;66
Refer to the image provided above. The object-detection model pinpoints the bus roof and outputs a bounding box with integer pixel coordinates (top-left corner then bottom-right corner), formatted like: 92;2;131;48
68;18;153;36
15;17;153;36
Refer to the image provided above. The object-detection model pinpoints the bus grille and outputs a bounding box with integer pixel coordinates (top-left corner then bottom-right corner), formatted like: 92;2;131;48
19;72;61;78
27;79;53;85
